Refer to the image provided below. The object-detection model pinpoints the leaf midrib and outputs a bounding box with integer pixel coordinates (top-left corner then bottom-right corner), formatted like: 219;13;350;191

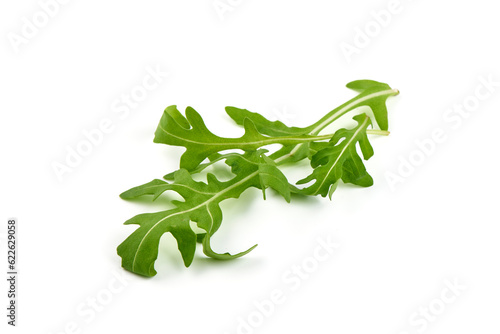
156;124;332;148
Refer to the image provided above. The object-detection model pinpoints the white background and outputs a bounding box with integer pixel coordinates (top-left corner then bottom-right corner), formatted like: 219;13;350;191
1;1;500;333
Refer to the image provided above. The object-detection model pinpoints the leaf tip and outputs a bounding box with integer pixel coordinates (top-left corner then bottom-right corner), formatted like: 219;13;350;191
119;191;132;200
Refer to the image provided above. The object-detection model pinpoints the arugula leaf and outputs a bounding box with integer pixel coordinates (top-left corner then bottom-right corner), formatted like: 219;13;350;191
226;80;397;164
118;150;290;277
118;79;399;277
296;114;374;198
153;105;338;171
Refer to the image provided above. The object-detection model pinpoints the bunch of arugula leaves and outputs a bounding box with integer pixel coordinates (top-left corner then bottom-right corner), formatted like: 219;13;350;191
118;80;399;277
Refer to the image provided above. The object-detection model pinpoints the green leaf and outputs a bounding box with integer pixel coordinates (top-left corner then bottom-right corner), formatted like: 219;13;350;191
310;79;398;133
225;106;312;136
226;80;398;165
117;151;290;277
118;79;399;277
296;114;374;198
153;105;334;171
153;106;262;170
